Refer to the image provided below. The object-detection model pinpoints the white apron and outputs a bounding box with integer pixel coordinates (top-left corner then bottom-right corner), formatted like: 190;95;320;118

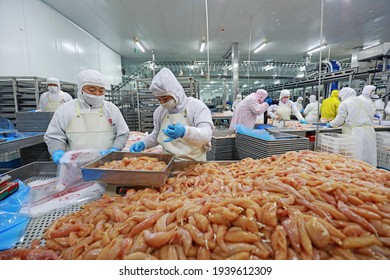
341;99;377;166
65;101;114;151
273;103;292;127
44;95;61;112
157;109;206;161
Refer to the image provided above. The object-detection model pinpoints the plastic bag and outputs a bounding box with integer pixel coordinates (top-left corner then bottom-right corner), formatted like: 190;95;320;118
20;179;105;217
57;149;100;190
0;180;30;213
0;211;30;250
235;124;275;140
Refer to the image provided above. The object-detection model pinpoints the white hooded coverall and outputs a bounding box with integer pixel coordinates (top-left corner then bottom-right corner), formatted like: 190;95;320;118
329;87;377;166
39;78;73;112
140;68;214;161
44;70;130;155
294;96;304;112
268;90;304;124
303;95;321;123
229;89;269;130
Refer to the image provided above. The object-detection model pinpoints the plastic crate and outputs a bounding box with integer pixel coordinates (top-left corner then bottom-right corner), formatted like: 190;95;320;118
376;132;390;152
0;150;20;161
317;133;358;158
378;150;390;169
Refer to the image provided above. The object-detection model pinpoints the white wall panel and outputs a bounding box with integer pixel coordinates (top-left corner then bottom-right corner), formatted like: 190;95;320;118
98;42;122;86
0;0;121;85
0;0;29;76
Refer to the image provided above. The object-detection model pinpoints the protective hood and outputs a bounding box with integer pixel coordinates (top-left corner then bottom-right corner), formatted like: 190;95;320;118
150;67;187;113
338;87;356;101
77;69;109;103
309;95;317;103
236;94;242;101
255;89;268;102
279;89;290;100
297;96;303;103
330;90;339;98
43;77;60;94
361;85;376;98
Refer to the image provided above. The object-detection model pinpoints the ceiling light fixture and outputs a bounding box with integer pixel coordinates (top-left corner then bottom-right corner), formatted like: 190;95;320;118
200;38;206;52
253;40;267;53
307;43;327;55
134;37;145;53
264;65;274;71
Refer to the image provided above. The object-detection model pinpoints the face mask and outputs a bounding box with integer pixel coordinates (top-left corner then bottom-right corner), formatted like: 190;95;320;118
83;91;104;106
48;86;58;93
161;99;176;110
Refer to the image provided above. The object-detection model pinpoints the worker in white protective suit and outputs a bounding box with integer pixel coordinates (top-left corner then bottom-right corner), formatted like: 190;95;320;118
229;89;269;130
38;78;72;112
232;94;242;111
294;96;304;112
268;89;307;127
372;94;385;120
385;102;390;120
327;87;377;166
303;95;321;123
44;70;130;164
358;85;378;119
129;67;214;161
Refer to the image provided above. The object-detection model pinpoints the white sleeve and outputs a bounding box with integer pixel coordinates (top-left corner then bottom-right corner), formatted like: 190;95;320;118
385;103;390;116
44;104;72;154
267;104;278;119
291;102;304;121
38;92;47;110
330;102;347;127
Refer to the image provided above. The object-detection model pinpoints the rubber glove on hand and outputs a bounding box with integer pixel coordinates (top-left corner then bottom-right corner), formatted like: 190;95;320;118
300;108;304;114
52;150;65;165
100;147;119;156
326;123;332;128
265;97;273;106
130;141;145;153
162;123;186;142
299;119;308;124
374;114;380;119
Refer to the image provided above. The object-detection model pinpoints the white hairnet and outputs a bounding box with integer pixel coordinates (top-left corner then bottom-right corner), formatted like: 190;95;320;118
77;69;109;99
236;94;242;100
43;77;60;87
338;87;356;101
309;95;317;103
279;89;290;100
150;67;186;112
362;85;376;98
297;96;303;102
255;89;268;102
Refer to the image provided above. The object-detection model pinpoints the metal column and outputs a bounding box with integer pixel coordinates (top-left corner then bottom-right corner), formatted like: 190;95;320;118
231;42;240;103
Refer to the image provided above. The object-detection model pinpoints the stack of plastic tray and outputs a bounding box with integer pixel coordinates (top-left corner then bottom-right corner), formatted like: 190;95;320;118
207;130;236;161
236;131;309;159
0;150;21;169
317;133;358;158
376;131;390;169
16;112;55;132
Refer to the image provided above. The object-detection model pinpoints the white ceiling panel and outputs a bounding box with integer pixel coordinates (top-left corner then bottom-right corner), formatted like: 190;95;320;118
41;0;390;63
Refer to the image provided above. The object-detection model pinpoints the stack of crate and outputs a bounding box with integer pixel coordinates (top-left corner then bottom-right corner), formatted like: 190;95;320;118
376;132;390;169
0;150;21;170
317;133;358;158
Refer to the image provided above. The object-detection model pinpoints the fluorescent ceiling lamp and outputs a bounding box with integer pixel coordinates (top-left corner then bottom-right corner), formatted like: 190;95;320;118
264;65;273;71
200;38;206;52
307;44;327;55
299;66;305;72
135;37;145;52
254;41;267;53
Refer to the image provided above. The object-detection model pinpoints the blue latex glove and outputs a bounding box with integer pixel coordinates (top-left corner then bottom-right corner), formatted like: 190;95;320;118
162;123;186;142
52;150;65;165
326;123;332;128
300;108;304;114
299;119;308;124
29;110;36;112
100;147;119;156
374;114;380;119
265;97;273;105
130;141;145;152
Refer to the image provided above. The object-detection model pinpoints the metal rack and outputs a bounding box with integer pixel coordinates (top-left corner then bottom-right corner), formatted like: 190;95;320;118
0;76;77;126
136;77;199;132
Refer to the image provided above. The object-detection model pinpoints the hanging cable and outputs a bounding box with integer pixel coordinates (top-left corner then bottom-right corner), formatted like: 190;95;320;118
205;0;210;80
248;15;252;88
